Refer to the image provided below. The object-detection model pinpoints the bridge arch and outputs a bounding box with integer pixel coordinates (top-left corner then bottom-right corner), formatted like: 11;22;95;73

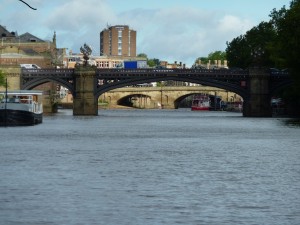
95;76;248;101
22;77;75;96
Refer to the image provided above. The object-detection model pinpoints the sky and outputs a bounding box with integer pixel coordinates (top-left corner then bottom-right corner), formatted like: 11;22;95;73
0;0;291;66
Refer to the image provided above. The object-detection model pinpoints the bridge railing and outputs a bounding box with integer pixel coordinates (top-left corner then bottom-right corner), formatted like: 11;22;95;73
96;68;249;78
269;69;289;77
21;68;74;77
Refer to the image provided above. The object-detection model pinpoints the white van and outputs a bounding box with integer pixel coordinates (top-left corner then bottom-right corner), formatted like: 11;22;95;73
20;64;41;69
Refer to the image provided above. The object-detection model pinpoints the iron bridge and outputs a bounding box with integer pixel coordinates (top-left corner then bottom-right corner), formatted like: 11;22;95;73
21;68;291;100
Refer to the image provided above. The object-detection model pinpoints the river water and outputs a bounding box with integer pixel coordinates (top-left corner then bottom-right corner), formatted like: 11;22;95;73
1;109;300;225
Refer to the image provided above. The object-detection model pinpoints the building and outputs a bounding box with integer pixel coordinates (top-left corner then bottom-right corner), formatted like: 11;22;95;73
0;25;66;112
100;25;136;57
0;25;65;68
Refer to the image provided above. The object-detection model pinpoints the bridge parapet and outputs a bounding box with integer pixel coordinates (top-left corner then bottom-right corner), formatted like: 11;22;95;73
21;68;74;77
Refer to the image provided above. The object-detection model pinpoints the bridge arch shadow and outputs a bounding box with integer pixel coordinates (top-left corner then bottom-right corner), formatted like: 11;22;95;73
116;94;153;108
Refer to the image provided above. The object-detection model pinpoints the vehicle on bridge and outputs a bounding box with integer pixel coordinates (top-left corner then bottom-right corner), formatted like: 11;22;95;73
20;64;41;69
0;90;43;126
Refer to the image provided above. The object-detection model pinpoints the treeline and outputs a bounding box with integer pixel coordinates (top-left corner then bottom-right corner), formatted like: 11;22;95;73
226;0;300;115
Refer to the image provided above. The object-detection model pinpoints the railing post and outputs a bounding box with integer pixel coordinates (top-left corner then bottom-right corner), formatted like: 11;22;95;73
73;66;98;115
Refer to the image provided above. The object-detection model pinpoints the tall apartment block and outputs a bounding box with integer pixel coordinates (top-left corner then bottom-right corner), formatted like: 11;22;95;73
100;25;136;57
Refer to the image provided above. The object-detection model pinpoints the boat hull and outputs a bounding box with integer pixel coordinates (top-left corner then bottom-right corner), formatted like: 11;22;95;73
0;109;43;126
191;106;210;111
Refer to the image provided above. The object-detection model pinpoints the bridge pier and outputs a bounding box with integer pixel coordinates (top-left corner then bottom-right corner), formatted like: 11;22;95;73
243;67;272;117
73;67;98;116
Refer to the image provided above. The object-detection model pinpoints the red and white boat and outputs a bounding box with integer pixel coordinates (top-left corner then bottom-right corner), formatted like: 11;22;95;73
191;94;210;111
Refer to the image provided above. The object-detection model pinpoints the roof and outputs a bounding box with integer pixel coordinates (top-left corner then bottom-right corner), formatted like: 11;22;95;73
0;25;16;38
19;32;45;43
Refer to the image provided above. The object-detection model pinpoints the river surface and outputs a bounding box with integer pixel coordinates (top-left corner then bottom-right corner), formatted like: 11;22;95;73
1;109;300;225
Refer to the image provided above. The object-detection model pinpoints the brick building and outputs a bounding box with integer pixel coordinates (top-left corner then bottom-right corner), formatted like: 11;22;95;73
100;25;136;57
0;25;64;68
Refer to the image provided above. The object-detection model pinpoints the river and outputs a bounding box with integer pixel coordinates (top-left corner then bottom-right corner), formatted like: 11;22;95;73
1;109;300;225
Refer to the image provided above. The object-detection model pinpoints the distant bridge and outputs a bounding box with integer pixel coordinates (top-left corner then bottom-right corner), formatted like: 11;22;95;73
11;67;293;116
101;86;240;109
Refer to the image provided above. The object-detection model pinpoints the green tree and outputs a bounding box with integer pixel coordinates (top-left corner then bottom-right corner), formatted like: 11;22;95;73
195;51;227;65
270;0;300;114
208;51;227;62
137;53;148;58
270;0;300;71
147;58;160;67
225;35;250;69
226;22;276;68
0;70;6;87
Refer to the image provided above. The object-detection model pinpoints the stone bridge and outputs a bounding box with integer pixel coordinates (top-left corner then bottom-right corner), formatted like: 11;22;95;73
1;66;293;117
101;86;239;109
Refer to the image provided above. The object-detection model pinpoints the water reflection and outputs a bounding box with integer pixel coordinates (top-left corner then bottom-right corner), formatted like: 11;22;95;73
285;119;300;127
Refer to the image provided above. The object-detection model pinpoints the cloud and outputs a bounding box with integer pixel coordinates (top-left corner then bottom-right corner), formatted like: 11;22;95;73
117;6;254;66
44;0;115;31
217;15;253;36
1;1;256;66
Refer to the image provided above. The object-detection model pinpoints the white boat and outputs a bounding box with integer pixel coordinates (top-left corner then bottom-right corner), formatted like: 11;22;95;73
191;94;210;111
0;90;43;126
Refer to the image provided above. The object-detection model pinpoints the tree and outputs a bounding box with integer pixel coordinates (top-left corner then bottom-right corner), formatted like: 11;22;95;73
0;70;6;87
270;0;300;114
195;51;227;65
270;0;300;71
226;22;276;68
137;53;148;58
147;58;160;67
208;51;227;62
225;35;251;69
80;43;92;66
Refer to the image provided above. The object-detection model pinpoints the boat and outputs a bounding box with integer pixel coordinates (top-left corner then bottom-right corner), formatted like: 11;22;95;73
191;94;210;111
0;90;43;126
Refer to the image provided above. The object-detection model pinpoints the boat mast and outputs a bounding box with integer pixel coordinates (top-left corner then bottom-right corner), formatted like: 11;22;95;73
4;78;7;127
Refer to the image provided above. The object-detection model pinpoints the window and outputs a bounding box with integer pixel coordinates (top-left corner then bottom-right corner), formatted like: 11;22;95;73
118;30;122;37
